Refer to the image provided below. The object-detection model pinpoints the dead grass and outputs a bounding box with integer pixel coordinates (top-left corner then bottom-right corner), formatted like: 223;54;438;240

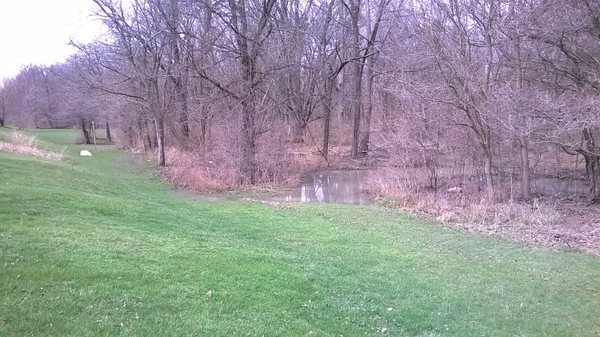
440;201;600;254
0;131;64;161
160;139;366;192
367;167;600;254
161;147;236;192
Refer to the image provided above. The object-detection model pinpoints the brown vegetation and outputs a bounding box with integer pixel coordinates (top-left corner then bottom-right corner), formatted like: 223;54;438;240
0;131;63;161
159;122;362;192
366;167;600;254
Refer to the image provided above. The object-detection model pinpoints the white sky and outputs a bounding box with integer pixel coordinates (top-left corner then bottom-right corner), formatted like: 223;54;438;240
0;0;105;82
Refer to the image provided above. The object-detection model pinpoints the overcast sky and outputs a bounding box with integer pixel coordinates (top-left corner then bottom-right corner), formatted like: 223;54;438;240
0;0;105;82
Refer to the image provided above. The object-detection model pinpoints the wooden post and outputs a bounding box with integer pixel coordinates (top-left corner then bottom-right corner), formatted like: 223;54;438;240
92;121;97;150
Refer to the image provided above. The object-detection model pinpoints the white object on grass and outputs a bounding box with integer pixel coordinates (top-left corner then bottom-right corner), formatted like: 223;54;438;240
80;150;93;157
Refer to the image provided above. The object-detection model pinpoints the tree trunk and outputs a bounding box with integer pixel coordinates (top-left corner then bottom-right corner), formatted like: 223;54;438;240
199;114;208;146
483;145;494;201
0;118;4;127
351;77;362;158
175;77;190;139
81;118;92;144
227;0;275;185
155;117;166;167
292;117;305;143
47;116;54;129
349;0;362;158
359;56;376;154
519;135;531;200
166;0;189;140
106;121;112;143
584;155;600;202
138;117;151;151
354;0;389;156
126;125;135;148
318;0;337;162
582;128;600;201
322;87;333;161
147;118;157;149
42;71;55;129
240;95;257;184
511;2;531;201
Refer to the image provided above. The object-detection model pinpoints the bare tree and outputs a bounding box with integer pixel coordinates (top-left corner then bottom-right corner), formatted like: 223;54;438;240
90;0;183;166
527;0;600;201
5;0;599;206
0;82;6;127
341;0;393;158
198;0;277;184
410;0;502;200
358;0;395;155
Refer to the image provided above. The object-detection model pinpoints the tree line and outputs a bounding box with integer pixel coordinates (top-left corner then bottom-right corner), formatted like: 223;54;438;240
1;0;599;202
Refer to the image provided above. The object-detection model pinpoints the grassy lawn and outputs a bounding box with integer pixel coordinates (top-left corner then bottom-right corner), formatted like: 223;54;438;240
1;127;599;336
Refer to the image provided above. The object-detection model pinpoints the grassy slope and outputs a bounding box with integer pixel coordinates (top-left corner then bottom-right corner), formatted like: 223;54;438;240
0;127;599;337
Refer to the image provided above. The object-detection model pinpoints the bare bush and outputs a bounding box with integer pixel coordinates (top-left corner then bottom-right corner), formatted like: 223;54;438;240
161;147;237;192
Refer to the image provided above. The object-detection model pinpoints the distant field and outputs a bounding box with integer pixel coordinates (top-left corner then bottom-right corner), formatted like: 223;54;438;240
1;128;599;336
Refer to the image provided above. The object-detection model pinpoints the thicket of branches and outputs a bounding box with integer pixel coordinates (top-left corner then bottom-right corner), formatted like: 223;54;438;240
1;0;599;202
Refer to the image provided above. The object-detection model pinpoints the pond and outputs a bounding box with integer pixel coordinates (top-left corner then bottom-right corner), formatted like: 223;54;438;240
175;170;591;205
270;169;372;204
172;169;373;205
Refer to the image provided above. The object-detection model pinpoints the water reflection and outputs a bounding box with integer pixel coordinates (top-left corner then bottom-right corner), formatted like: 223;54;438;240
279;170;371;204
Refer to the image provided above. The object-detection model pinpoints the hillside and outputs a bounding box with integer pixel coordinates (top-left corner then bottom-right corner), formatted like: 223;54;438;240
1;128;599;336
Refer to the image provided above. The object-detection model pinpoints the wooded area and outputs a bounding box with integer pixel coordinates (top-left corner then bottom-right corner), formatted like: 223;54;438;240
1;0;599;205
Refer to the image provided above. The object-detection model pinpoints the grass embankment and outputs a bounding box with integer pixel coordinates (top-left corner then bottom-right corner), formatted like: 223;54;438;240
1;127;599;336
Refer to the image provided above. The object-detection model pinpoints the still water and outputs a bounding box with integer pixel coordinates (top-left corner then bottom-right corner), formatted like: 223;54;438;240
274;170;372;204
176;170;590;205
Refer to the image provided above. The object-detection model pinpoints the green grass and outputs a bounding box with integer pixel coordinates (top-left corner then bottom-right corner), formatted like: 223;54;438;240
1;127;599;336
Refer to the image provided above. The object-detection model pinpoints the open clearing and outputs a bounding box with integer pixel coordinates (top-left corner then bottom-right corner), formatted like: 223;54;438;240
0;128;599;336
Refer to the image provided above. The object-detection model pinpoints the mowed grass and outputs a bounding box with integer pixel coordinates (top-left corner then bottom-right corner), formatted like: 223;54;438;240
0;127;599;336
